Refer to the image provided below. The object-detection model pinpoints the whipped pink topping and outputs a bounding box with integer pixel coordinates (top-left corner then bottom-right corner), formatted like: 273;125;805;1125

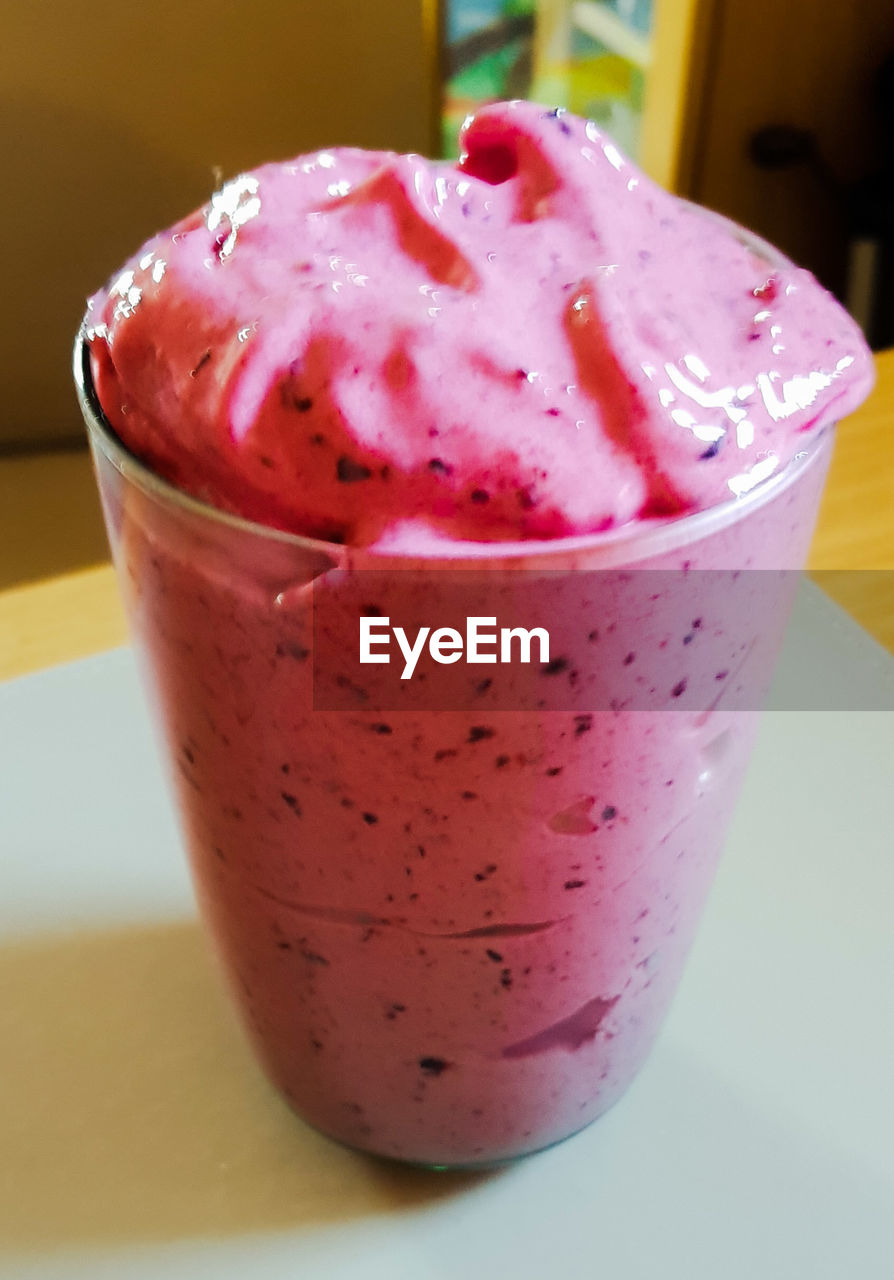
87;100;873;546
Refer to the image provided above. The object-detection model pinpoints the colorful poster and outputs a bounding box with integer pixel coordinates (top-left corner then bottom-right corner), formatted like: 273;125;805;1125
442;1;654;158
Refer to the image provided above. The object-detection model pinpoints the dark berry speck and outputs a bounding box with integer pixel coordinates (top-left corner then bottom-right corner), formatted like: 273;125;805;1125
337;455;373;483
189;350;212;378
419;1057;449;1076
275;641;310;661
542;656;569;675
468;726;495;743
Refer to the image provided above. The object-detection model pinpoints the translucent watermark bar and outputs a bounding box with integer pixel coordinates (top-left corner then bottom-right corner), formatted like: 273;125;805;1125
311;570;894;712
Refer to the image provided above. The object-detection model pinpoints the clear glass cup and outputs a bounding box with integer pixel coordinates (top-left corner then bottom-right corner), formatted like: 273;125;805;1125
75;332;833;1168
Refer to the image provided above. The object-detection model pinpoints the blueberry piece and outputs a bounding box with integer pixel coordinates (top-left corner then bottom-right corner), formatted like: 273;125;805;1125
542;656;569;675
468;726;495;743
419;1057;449;1076
337;456;373;483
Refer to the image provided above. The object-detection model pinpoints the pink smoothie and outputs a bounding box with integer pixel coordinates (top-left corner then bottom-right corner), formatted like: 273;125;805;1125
80;101;872;1165
86;101;870;543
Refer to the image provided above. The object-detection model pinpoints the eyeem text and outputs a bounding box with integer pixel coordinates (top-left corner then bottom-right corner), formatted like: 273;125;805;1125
359;616;551;680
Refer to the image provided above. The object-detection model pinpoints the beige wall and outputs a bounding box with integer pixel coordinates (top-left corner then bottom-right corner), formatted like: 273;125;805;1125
1;0;433;448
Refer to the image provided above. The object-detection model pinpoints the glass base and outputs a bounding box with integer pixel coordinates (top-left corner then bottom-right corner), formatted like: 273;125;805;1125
282;1091;623;1173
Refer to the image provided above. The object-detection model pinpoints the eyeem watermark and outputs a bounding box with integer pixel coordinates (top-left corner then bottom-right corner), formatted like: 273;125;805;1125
360;615;551;679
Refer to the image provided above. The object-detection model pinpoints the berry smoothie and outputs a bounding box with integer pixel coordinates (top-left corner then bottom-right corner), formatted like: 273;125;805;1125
78;102;872;1165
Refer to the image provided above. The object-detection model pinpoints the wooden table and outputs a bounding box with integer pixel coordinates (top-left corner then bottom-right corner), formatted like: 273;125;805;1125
1;352;892;684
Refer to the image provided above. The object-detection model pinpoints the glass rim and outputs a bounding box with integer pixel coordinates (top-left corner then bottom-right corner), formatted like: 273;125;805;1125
73;329;830;570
